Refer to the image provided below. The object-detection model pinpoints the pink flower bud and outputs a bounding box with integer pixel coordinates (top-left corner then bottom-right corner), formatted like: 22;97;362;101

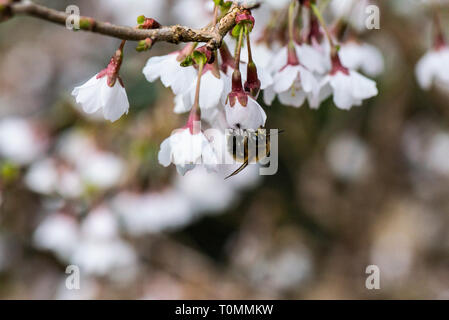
236;10;255;29
195;45;215;64
244;62;261;98
330;54;350;76
228;70;249;107
287;43;300;66
138;17;161;30
97;49;124;87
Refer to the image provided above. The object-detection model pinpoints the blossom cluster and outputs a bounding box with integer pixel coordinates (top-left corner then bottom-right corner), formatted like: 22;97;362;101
69;0;445;177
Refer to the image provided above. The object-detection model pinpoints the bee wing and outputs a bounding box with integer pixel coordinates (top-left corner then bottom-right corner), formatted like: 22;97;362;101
225;161;249;180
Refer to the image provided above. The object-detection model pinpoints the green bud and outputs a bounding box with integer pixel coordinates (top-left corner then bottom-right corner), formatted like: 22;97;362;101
180;55;194;67
192;50;207;66
137;15;146;25
232;24;242;38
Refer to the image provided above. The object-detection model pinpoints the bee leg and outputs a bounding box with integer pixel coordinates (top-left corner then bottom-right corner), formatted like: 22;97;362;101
225;161;249;180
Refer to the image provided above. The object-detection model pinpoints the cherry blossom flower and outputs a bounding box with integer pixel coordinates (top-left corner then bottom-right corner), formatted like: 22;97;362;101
315;54;378;110
72;74;129;122
173;66;228;114
339;41;385;77
268;43;330;76
225;95;267;129
143;45;197;96
329;0;373;32
225;70;267;129
158;115;218;175
264;44;319;108
220;43;273;98
415;45;449;90
72;46;129;122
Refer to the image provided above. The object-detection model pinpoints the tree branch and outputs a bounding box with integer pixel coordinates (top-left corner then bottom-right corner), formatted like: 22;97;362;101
6;1;254;49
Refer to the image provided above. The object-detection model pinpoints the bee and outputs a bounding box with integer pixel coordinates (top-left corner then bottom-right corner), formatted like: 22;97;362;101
225;128;281;179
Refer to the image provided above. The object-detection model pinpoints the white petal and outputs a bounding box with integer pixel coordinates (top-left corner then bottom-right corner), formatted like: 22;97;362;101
269;46;288;74
220;72;232;106
194;71;224;110
298;66;318;93
176;164;196;176
72;74;101;96
297;44;330;74
340;42;384;77
101;82;130;122
330;73;355;110
158;138;172;167
225;98;266;129
159;55;182;88
174;93;192;114
171;130;203;165
361;43;384;76
200;135;219;169
142;55;171;83
73;75;105;114
263;86;276;105
416;51;438;90
308;76;332;109
273;65;299;93
278;89;306;108
350;71;378;100
170;66;197;95
258;66;274;90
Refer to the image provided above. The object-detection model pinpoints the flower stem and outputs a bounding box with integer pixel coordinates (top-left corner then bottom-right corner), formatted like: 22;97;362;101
288;0;297;43
310;3;336;55
191;61;205;117
246;31;253;64
234;25;245;72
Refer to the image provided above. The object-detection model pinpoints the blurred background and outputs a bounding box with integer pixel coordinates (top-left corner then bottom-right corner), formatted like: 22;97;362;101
0;0;449;299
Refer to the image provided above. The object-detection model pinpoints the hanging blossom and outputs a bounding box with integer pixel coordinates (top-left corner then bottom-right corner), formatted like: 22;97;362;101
185;64;228;112
220;42;273;99
170;49;229;114
329;0;373;32
225;69;267;129
415;17;449;90
303;2;378;110
72;41;129;122
315;53;378;110
224;9;267;129
158;122;219;176
339;40;385;77
158;46;219;175
264;42;319;108
143;43;198;96
263;1;321;108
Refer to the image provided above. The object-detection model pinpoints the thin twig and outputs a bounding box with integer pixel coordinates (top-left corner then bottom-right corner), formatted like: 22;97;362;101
6;1;257;49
